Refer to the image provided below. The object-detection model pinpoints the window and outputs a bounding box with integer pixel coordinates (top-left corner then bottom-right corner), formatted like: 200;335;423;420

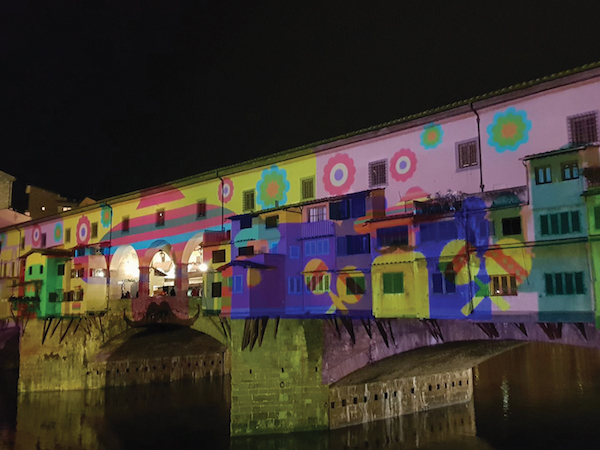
490;275;517;296
377;226;409;247
39;265;43;274
240;216;252;229
243;190;255;211
456;139;478;169
540;211;581;235
501;217;522;236
535;166;552;185
211;282;222;298
595;206;600;230
432;271;456;294
545;272;584;295
197;200;207;218
383;272;404;294
28;267;32;276
369;159;387;187
562;162;579;181
20;237;25;250
346;276;365;295
57;264;65;276
308;206;327;222
91;222;98;238
330;196;366;220
288;277;303;294
265;215;279;229
156;209;165;227
90;268;107;278
337;234;370;256
212;249;226;263
305;273;331;293
301;178;315;200
289;246;300;259
232;275;243;294
420;221;458;243
65;228;71;243
568;111;598;145
122;217;130;233
304;239;330;256
238;246;254;256
71;267;85;278
41;233;47;248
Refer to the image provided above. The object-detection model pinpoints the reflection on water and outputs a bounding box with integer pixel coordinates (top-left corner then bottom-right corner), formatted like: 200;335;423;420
3;342;600;449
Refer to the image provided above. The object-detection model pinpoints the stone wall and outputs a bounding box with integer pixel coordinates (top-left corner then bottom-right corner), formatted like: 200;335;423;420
230;319;329;436
329;368;472;429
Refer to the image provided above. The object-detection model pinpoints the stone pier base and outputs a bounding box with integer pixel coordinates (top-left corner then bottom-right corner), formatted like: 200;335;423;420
328;368;473;429
230;319;329;436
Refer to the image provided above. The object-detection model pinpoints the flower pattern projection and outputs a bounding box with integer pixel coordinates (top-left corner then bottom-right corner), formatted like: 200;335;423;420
322;153;356;196
390;149;417;182
101;206;112;228
53;222;63;243
76;216;91;246
218;177;234;204
31;225;42;247
487;107;532;153
420;123;444;149
256;165;290;209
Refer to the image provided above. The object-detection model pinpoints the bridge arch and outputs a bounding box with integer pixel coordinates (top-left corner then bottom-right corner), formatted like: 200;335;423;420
91;324;228;388
323;319;600;385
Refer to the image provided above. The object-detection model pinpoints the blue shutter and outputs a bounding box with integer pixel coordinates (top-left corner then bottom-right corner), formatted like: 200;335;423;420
351;196;366;218
304;241;316;256
337;237;347;256
233;275;243;294
571;211;581;233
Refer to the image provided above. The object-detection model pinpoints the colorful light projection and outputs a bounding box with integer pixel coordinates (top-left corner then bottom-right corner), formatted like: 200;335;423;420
487;107;532;153
256;165;290;208
53;222;63;244
420;123;444;149
390;148;417;182
218;177;234;203
322;153;356;196
76;216;91;246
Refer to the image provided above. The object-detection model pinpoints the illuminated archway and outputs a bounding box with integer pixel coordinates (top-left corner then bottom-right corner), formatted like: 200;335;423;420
109;245;139;300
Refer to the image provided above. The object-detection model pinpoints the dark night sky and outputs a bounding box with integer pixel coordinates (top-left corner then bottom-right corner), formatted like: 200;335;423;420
2;1;600;210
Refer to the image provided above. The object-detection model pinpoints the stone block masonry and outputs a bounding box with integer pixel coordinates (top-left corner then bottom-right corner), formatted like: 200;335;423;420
230;319;329;436
328;368;473;429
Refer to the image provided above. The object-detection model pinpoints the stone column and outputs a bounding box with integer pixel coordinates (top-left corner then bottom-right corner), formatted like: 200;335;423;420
175;263;189;296
138;266;150;297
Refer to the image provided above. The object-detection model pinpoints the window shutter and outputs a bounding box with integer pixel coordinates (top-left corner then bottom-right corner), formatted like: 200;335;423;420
571;211;581;233
575;272;585;294
560;212;570;234
545;274;554;295
554;273;564;295
432;273;443;294
564;273;574;295
594;206;600;230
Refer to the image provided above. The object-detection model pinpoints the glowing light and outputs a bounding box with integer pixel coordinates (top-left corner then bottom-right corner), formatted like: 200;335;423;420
199;263;208;272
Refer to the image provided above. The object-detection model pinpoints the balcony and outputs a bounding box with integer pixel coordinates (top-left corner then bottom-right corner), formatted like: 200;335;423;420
301;221;335;240
584;166;600;190
203;230;231;246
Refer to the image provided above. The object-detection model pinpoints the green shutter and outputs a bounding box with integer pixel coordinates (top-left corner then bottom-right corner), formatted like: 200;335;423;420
545;274;554;295
571;211;581;233
564;273;574;295
594;206;600;230
540;215;549;235
575;272;584;294
560;212;570;234
554;273;564;295
383;272;403;294
550;214;559;235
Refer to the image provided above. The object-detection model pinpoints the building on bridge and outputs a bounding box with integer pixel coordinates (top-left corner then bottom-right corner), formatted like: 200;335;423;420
2;62;600;328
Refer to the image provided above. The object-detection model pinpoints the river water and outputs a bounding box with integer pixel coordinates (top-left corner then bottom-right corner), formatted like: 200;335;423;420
2;342;600;449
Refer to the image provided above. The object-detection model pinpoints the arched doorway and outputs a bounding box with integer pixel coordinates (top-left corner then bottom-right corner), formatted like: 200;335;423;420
109;245;140;300
150;249;176;296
